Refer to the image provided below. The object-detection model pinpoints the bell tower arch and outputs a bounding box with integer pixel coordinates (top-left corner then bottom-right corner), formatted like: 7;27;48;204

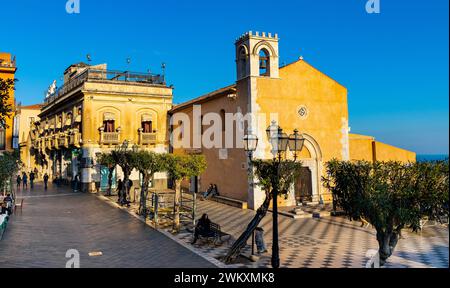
235;31;279;80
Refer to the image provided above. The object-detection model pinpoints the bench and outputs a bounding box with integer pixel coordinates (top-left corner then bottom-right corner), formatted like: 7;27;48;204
197;222;231;246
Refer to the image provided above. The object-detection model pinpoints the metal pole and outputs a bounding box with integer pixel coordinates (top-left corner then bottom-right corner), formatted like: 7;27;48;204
271;158;280;268
193;176;198;226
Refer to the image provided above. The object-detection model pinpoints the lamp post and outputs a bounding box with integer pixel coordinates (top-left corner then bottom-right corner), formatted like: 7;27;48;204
243;133;259;256
244;121;304;268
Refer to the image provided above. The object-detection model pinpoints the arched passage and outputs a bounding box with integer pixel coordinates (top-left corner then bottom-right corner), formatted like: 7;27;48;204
293;133;323;204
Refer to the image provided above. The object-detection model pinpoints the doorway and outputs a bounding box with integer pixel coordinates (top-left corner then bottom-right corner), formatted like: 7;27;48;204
295;167;313;204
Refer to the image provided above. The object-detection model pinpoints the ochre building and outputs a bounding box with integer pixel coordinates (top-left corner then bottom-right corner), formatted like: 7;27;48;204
170;32;416;210
0;52;17;152
29;63;172;192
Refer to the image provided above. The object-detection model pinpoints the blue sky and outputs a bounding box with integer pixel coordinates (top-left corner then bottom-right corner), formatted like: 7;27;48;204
1;0;448;154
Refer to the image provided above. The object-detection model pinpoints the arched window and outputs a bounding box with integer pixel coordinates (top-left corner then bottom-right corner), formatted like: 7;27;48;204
259;48;270;76
103;112;115;132
141;114;153;133
238;46;247;78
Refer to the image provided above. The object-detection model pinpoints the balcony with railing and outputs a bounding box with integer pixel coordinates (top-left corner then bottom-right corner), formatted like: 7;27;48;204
52;136;59;150
99;127;120;145
44;68;166;105
0;58;16;69
138;129;157;145
45;138;52;150
69;131;81;148
58;134;68;148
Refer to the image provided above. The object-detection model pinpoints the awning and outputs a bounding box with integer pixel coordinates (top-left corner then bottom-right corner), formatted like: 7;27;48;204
141;114;152;122
103;112;115;121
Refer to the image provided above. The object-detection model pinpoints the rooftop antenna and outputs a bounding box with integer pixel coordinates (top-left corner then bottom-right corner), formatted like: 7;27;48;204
161;62;166;84
86;54;92;62
161;62;166;76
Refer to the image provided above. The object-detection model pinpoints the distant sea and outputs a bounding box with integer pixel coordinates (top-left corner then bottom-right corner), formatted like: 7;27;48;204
416;154;449;162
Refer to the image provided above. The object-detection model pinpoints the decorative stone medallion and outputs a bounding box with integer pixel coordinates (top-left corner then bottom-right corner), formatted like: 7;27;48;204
297;105;308;120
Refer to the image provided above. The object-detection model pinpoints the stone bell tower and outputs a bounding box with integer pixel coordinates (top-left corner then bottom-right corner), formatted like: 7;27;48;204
235;31;279;80
235;31;280;210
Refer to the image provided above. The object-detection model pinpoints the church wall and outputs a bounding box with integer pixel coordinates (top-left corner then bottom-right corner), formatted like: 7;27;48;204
171;89;250;203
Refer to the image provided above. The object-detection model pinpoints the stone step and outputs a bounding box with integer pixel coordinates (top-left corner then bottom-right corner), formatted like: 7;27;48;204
209;195;248;210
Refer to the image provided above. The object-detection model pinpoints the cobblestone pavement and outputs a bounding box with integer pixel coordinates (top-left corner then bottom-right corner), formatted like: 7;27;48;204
138;195;448;268
0;183;215;268
193;199;449;268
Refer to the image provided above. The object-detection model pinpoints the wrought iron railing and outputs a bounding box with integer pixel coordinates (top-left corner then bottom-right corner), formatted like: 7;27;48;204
44;68;165;104
101;132;120;145
140;132;157;145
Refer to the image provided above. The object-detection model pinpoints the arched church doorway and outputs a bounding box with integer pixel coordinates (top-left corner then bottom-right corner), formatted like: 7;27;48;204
290;133;323;205
295;167;313;203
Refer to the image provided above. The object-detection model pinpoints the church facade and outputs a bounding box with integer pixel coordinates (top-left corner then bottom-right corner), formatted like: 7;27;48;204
170;31;415;210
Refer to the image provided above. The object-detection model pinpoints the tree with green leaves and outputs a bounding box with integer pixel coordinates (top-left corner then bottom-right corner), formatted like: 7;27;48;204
0;78;14;129
133;151;166;218
223;159;302;264
111;149;137;204
164;154;207;233
97;153;116;196
0;151;21;195
323;159;449;266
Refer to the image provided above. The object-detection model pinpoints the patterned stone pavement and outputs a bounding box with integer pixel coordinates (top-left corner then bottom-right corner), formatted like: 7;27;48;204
170;197;449;268
0;183;215;268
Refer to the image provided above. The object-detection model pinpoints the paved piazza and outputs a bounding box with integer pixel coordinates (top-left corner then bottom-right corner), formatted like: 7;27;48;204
0;183;215;268
1;183;448;268
177;198;449;268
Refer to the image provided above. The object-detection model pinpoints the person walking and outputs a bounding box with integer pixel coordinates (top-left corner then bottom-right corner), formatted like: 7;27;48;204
126;179;133;203
43;173;49;190
73;174;80;192
30;171;35;189
117;179;123;204
16;174;21;190
22;173;28;190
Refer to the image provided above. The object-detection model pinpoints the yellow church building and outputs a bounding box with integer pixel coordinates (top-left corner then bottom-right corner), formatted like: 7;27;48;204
170;31;415;210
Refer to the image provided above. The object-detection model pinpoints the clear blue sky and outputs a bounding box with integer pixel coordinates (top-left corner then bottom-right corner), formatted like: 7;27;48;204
1;0;448;154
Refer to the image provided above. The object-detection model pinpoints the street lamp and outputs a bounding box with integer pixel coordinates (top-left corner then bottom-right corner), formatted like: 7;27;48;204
243;134;258;155
243;132;259;257
265;121;303;268
288;129;305;160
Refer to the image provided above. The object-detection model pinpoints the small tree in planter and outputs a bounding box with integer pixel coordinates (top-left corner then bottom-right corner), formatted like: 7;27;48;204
323;159;449;266
164;154;207;233
133;151;166;218
223;159;302;264
111;149;136;203
97;153;116;196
